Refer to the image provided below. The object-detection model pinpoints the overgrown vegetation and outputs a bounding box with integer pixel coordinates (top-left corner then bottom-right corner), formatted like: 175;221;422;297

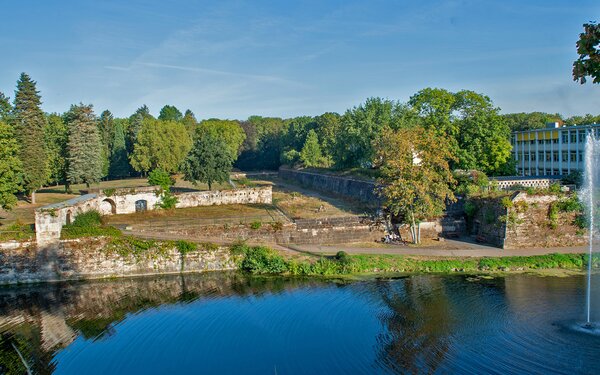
231;243;591;276
61;210;121;239
0;222;34;241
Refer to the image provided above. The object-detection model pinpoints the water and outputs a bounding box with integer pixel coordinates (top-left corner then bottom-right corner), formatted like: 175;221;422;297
582;134;600;324
0;273;599;374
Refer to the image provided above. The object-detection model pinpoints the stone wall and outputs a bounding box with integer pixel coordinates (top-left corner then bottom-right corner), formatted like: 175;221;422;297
0;238;235;285
134;216;385;245
35;186;273;246
278;167;379;204
469;192;587;249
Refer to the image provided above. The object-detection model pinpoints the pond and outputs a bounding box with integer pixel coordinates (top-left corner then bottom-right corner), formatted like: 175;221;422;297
0;272;599;374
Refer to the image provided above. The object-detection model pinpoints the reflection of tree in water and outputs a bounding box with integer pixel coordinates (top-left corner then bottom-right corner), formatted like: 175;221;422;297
0;329;56;375
375;277;454;374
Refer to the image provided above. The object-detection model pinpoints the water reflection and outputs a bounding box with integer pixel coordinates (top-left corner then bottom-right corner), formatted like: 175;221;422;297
0;273;598;374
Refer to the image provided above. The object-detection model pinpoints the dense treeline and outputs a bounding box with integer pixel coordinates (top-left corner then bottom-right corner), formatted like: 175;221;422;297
0;72;599;210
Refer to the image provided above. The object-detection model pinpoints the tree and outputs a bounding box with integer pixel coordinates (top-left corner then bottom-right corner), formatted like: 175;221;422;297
0;121;23;209
314;112;341;163
11;73;47;203
158;105;183;121
127;113;143;156
235;116;288;170
98;110;114;178
109;121;129;178
0;92;11;121
147;169;177;209
573;22;600;84
44;113;68;186
197;119;246;161
300;130;323;167
182;109;198;135
374;127;456;244
502;112;563;131
65;104;103;187
334;97;410;168
130;118;192;174
182;132;234;190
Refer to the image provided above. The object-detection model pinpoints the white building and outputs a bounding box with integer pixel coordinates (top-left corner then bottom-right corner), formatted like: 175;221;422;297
511;122;600;177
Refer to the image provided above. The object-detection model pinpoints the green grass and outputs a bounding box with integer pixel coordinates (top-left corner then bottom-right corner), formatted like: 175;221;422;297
0;222;35;241
231;244;591;276
61;210;122;239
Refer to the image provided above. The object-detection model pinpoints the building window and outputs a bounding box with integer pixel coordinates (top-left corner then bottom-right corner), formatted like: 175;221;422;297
579;151;584;162
562;151;568;162
562;132;569;143
531;153;536;161
579;130;586;143
553;151;559;162
546;152;552;161
552;138;558;144
570;131;577;143
538;139;544;145
545;139;552;144
570;151;577;162
524;153;530;161
530;140;536;145
562;169;569;175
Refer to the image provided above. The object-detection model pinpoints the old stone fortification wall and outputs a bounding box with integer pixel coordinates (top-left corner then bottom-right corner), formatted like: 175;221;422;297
0;238;235;285
35;186;272;245
135;216;385;245
469;192;587;249
278;167;379;204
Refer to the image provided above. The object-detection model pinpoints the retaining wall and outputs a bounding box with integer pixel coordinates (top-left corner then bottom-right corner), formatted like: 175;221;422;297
278;167;379;204
0;238;235;285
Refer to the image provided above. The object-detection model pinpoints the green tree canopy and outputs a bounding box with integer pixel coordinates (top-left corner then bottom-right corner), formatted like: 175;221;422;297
573;22;600;84
182;109;198;135
65;104;104;187
502;112;563;131
98;110;114;178
0;92;11;121
130;118;192;174
197;119;246;161
0;121;23;209
300;129;323;167
236;116;288;170
44;113;68;185
11;73;47;201
158;105;183;121
109;121;129;178
182;132;234;190
374;126;456;244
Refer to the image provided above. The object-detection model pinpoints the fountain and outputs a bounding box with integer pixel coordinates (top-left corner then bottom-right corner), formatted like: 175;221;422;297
581;133;600;328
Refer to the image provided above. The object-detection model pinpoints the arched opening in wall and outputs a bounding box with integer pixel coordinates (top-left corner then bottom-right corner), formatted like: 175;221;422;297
100;198;117;215
66;210;72;225
135;200;148;213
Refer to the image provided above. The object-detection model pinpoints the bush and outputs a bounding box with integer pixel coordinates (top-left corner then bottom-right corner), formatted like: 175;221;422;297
556;194;583;213
463;201;478;218
158;191;178;209
250;221;262;230
176;240;197;254
61;210;122;239
335;251;350;264
148;169;175;190
240;246;288;274
270;221;283;231
548;182;562;194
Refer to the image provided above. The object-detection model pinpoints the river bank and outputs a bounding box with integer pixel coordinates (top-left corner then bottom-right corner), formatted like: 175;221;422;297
0;236;594;284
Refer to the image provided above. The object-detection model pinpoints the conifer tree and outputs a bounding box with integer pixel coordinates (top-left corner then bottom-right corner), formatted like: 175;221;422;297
0;121;23;209
300;129;323;167
110;122;129;178
0;92;11;121
65;104;103;187
98;110;114;178
158;105;183;121
11;73;47;203
127;113;143;156
44;113;68;186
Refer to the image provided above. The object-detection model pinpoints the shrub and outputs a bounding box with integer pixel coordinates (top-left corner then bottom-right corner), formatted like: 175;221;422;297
176;240;197;255
501;196;513;209
200;242;219;251
548;182;562;194
240;246;288;274
158;191;178;209
61;210;122;239
556;194;583;213
335;251;350;264
270;221;283;231
230;241;250;256
148;169;175;190
463;201;477;218
69;210;103;227
547;203;560;230
250;221;262;230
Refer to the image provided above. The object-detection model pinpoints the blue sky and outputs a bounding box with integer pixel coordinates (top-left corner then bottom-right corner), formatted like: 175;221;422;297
0;0;598;119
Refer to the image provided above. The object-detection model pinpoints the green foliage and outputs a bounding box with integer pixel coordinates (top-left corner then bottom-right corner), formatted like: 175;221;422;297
109;121;129;178
300;129;324;167
502;112;563;131
148;169;175;190
236;116;288;170
573;22;600;84
197;119;246;161
548;203;560;230
0;91;11;121
561;170;583;187
556;193;583;213
250;221;262;230
548;182;562;194
130;118;192;174
463;201;478;218
484;208;496;224
158;105;183;121
0;121;23;209
574;214;587;229
281;149;301;165
0;222;34;241
176;240;197;255
240;246;288;274
61;210;122;239
374;126;456;244
98;110;114;178
501;196;513;209
12;72;47;194
44;113;68;185
182;131;234;190
65;104;104;186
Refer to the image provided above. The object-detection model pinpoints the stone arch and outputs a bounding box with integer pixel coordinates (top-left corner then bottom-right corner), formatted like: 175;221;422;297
100;198;117;215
